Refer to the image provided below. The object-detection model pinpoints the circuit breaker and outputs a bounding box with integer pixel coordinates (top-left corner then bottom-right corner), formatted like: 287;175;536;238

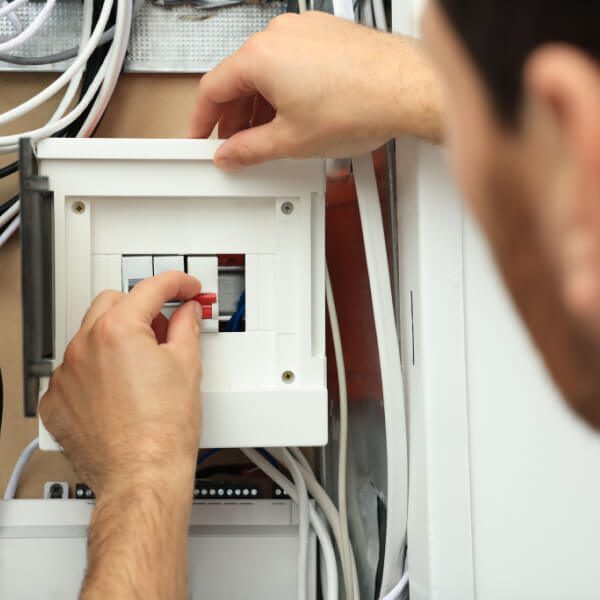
20;138;327;451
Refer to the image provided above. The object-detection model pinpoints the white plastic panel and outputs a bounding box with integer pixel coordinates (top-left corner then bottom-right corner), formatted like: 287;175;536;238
37;139;327;450
0;500;316;600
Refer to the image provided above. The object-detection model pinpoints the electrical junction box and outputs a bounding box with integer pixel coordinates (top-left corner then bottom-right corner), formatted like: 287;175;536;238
20;138;327;451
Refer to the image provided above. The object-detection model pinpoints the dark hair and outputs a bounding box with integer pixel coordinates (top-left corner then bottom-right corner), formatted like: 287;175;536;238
438;0;600;125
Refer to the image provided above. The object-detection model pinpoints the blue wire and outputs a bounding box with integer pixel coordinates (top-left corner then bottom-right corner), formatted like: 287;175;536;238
258;448;279;467
227;291;246;332
197;448;222;466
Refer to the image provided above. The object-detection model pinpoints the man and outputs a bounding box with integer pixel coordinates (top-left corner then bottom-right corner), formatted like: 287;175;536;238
40;2;600;597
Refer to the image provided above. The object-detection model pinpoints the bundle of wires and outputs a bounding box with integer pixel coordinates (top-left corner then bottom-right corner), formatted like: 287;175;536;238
0;0;137;248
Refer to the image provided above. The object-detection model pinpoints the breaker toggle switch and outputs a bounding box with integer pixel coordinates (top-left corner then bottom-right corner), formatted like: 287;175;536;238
187;256;219;333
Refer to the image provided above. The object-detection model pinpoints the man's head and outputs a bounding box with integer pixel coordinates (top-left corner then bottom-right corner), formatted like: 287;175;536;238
422;1;600;426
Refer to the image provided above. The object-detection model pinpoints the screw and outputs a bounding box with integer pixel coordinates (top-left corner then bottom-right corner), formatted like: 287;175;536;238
49;483;63;499
72;201;86;214
282;370;295;384
281;201;294;215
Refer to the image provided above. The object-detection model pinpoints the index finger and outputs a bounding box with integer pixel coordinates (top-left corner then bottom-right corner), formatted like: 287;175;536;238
117;271;202;325
189;45;258;139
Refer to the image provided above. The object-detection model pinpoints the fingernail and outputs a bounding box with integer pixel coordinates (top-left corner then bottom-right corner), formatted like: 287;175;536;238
216;157;242;173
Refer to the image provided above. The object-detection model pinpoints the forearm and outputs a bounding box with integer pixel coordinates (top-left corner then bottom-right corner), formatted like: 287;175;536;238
386;35;446;144
81;468;195;600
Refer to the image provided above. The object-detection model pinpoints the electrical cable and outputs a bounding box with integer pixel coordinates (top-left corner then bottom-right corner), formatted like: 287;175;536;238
0;198;19;228
328;1;408;595
227;291;245;332
1;0;23;36
197;448;223;466
241;447;339;600
4;437;39;499
76;0;132;137
271;448;310;600
0;0;30;19
0;161;17;178
0;0;57;53
49;0;94;125
0;27;113;65
58;0;119;138
371;0;387;30
381;571;409;600
0;0;114;126
0;215;19;247
353;153;408;596
0;195;18;215
288;447;361;600
325;268;355;600
0;27;115;153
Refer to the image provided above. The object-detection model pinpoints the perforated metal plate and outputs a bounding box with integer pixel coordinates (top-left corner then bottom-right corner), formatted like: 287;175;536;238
0;0;286;72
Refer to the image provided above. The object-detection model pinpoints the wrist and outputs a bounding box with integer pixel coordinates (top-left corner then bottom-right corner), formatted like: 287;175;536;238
96;457;197;507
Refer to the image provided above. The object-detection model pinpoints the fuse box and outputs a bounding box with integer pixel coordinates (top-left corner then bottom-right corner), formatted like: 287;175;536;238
20;138;327;451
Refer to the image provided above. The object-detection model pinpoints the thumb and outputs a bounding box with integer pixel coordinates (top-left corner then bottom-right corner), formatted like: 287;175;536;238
215;120;288;171
166;300;202;363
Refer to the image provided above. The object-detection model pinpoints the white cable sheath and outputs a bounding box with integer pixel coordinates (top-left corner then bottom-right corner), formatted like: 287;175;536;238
0;0;56;52
381;571;409;600
0;199;19;228
1;0;23;35
0;215;20;247
0;0;114;125
353;153;408;596
241;448;339;600
372;0;387;31
325;269;354;600
332;0;354;21
271;449;310;600
4;438;39;499
331;0;409;595
289;447;361;600
50;0;94;124
0;35;113;152
0;0;29;19
77;0;132;136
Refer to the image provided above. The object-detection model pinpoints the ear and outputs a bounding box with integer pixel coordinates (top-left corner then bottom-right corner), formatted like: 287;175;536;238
524;45;600;332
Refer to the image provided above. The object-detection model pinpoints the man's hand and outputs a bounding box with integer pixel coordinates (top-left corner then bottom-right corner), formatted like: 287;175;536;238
190;11;444;171
39;272;203;600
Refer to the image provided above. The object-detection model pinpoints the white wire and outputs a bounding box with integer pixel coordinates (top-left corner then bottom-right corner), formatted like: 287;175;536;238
0;37;112;152
353;154;408;596
0;0;130;155
381;571;409;600
325;268;355;600
77;0;132;136
50;0;94;124
271;448;309;600
289;447;361;600
1;0;23;35
0;199;19;228
371;0;387;31
0;0;114;125
241;448;339;600
4;438;39;499
360;0;374;27
0;215;20;247
0;0;56;53
0;0;29;19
